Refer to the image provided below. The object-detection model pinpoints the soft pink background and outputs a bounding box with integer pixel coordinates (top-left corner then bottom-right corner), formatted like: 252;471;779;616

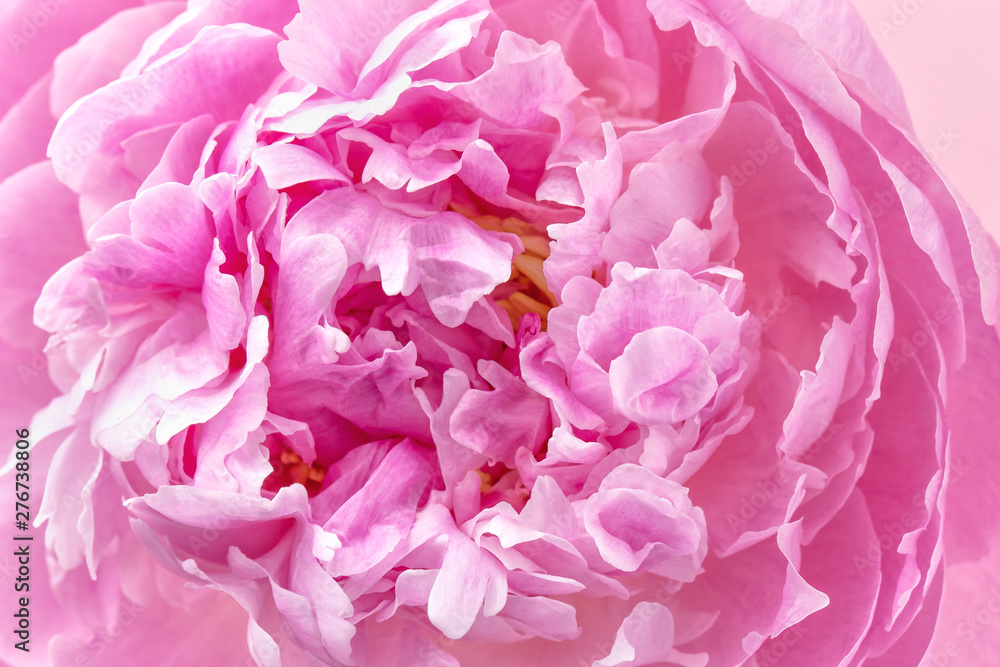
851;0;1000;238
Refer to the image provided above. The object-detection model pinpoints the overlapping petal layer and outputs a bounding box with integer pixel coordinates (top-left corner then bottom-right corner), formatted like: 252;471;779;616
0;0;997;665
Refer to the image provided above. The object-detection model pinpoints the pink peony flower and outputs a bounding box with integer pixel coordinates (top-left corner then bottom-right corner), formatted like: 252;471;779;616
1;0;999;665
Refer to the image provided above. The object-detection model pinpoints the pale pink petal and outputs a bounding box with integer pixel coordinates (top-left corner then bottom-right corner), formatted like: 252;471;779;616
50;2;185;117
326;439;438;576
49;23;284;192
609;327;718;425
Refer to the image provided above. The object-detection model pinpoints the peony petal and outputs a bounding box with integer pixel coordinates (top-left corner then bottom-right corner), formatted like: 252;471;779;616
427;532;503;639
609;326;718;425
50;2;185;117
288;187;518;327
0;161;86;349
49;23;284;192
326;439;438;576
595;602;679;667
603;153;715;269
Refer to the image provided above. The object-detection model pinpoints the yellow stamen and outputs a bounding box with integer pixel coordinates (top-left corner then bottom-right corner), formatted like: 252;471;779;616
498;292;552;330
278;450;326;488
457;207;558;330
513;254;557;305
449;202;484;220
475;469;492;493
518;234;551;259
475;215;506;232
507;292;552;317
499;217;539;238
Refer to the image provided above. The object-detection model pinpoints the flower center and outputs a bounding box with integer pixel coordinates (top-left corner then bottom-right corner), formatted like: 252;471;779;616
262;444;327;497
475;464;531;508
457;206;557;329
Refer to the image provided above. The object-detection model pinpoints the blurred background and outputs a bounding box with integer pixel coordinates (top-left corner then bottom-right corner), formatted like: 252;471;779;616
852;0;1000;238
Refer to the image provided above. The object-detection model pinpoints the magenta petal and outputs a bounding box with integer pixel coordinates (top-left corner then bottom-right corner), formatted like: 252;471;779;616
202;241;246;351
254;142;350;189
85;183;214;289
